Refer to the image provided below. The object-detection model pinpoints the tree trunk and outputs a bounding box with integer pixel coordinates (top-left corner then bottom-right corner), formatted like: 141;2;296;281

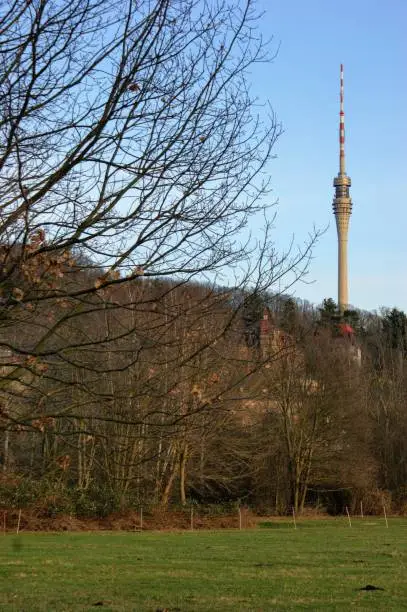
2;430;9;473
160;459;178;507
179;444;188;505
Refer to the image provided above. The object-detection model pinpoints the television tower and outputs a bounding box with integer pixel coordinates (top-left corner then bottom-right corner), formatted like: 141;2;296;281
332;64;352;314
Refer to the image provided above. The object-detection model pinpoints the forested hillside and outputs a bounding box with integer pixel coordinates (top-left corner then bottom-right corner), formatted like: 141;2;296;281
1;262;407;516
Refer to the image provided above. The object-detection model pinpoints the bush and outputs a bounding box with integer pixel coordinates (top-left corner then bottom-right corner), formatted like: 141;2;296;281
0;476;74;516
357;488;392;515
72;485;122;518
0;476;124;518
0;476;39;509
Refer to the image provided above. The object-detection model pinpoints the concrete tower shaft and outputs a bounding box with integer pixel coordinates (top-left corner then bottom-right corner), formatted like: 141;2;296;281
332;64;352;313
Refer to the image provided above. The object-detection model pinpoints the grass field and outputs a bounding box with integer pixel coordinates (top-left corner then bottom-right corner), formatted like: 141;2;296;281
1;519;407;611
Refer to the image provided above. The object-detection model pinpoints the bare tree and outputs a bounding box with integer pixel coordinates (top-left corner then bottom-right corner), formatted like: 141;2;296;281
0;0;316;405
0;1;324;509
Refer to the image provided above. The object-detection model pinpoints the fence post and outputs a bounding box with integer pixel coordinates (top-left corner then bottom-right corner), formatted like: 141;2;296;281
16;509;22;534
292;507;297;529
345;506;352;528
238;506;242;530
383;504;389;528
140;507;143;531
190;506;194;531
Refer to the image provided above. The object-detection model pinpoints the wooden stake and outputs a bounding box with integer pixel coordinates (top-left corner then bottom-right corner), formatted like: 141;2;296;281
360;501;364;519
16;509;22;535
383;504;389;528
140;507;143;531
238;506;242;530
292;507;297;529
3;511;6;535
190;506;194;531
345;506;352;528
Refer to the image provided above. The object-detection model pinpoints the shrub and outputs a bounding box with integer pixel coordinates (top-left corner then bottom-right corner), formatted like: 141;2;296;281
73;485;122;518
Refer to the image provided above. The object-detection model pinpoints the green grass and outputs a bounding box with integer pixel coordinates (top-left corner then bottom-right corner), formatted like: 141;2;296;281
1;519;407;610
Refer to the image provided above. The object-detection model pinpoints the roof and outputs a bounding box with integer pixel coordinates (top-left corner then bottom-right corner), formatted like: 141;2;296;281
338;323;354;336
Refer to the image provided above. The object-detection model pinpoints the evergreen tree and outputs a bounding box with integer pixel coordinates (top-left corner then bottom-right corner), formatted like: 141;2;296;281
242;293;265;349
383;308;407;353
318;298;340;328
280;298;299;336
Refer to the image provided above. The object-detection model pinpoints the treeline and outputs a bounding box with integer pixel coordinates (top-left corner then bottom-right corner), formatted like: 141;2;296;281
1;266;407;517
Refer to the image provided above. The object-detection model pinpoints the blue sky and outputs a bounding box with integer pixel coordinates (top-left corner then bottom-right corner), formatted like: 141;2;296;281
250;0;407;312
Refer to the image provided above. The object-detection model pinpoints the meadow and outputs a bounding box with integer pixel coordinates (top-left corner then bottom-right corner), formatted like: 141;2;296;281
1;519;407;611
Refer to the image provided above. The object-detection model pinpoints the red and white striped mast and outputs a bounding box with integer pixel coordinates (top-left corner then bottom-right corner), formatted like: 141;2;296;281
339;63;346;174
